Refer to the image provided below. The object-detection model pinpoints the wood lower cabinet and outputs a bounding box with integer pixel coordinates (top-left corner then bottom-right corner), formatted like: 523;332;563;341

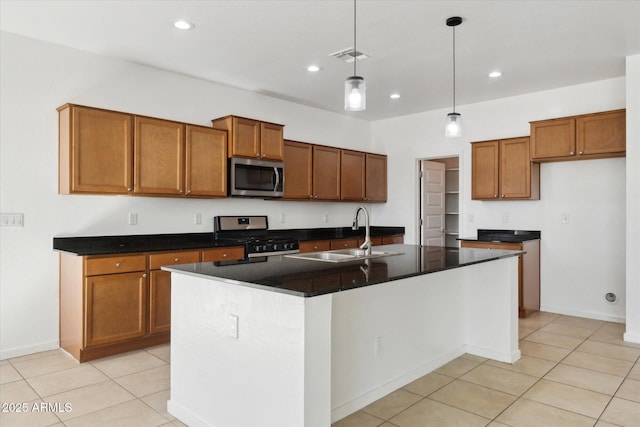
382;235;404;245
148;250;200;335
460;239;540;318
300;236;403;253
471;137;539;200
58;104;133;195
330;238;360;250
60;247;243;362
530;109;625;161
202;246;245;262
211;115;284;160
299;240;331;253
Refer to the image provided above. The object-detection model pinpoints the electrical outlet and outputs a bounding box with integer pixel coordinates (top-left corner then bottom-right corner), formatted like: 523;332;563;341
502;213;510;223
561;214;570;224
280;213;286;223
128;212;138;225
374;336;383;357
229;314;239;339
323;214;329;223
468;213;474;223
194;213;202;225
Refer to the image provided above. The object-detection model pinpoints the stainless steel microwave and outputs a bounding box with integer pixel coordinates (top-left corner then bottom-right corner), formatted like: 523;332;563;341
229;157;284;198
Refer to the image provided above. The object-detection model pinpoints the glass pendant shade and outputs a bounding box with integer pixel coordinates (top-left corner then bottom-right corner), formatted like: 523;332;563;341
345;76;366;111
445;112;462;137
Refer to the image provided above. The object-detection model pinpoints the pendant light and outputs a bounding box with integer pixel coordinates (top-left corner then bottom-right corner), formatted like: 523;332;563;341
445;16;462;137
344;0;366;111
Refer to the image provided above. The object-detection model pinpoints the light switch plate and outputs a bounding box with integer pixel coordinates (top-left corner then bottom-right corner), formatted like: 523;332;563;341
1;213;24;228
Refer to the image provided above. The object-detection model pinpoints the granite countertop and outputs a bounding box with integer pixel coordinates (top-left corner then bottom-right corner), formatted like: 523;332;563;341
459;229;541;243
163;244;524;298
53;226;405;256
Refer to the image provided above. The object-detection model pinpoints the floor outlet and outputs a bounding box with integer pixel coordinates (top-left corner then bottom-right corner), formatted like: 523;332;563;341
229;314;239;339
128;212;137;225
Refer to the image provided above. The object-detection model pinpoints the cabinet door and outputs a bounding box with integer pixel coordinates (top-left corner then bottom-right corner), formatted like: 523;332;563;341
84;272;147;347
330;238;359;250
185;125;227;197
231;117;260;158
260;122;284;160
149;270;171;335
134;117;184;195
500;137;532;199
530;118;576;160
60;105;133;194
341;150;365;201
365;153;387;202
471;140;499;200
283;140;313;199
577;110;625;156
313;145;341;200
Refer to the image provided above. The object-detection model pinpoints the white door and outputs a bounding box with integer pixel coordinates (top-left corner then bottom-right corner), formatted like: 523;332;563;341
420;160;445;246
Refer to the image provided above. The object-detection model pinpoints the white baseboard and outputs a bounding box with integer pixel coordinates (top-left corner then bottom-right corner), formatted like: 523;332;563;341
623;331;640;344
330;345;466;423
540;305;625;324
466;345;521;364
0;340;59;360
167;400;211;427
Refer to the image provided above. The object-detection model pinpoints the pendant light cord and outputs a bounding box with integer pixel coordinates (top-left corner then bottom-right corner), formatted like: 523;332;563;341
353;0;357;76
452;24;456;113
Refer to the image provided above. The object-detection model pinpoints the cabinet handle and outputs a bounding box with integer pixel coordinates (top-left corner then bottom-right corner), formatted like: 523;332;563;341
174;257;180;262
115;262;121;268
127;188;132;192
579;151;583;155
501;194;505;198
494;194;498;198
570;151;575;155
223;253;228;258
313;246;319;250
142;273;147;278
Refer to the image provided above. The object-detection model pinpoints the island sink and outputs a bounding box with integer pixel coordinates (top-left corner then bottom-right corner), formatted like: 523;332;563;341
285;248;403;263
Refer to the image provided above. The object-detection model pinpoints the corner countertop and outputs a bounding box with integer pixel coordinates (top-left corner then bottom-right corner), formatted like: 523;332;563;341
163;244;524;298
52;226;405;256
459;229;541;243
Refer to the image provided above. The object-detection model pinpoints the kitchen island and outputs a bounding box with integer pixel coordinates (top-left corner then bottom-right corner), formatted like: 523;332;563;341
163;244;522;427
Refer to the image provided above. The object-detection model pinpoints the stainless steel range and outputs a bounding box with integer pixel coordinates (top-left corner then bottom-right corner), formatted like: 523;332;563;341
213;216;299;258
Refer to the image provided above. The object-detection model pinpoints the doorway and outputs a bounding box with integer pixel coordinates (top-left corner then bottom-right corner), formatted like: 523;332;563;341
419;156;460;247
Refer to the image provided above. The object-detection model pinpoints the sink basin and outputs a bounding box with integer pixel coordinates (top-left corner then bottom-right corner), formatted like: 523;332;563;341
285;249;403;263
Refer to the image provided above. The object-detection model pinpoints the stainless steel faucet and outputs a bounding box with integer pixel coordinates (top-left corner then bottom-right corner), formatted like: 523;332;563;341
352;206;371;254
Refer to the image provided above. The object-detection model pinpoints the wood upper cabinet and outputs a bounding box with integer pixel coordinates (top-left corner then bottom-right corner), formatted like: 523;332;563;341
58;104;133;194
365;153;387;202
211;115;284;160
134;116;184;195
313;145;341;200
341;150;366;201
185;125;227;197
530;109;625;161
283;140;313;199
471;137;539;200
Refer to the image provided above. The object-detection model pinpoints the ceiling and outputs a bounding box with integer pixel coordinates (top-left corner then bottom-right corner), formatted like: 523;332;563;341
1;0;639;121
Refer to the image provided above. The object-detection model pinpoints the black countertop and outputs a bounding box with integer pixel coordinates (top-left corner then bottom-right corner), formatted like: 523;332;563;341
459;229;541;243
53;226;405;256
163;244;524;298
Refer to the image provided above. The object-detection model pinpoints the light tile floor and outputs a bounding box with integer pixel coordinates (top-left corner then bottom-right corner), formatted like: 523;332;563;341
0;312;638;426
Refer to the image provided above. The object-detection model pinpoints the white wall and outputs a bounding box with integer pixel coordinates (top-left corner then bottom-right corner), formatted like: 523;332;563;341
372;78;627;323
624;54;640;343
0;33;374;358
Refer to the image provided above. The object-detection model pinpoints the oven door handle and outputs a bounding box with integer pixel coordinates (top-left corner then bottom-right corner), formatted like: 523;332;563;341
273;167;280;191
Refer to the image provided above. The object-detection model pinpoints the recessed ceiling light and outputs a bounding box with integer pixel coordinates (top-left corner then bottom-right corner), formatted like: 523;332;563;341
307;65;321;72
174;20;195;30
489;71;502;78
389;93;401;99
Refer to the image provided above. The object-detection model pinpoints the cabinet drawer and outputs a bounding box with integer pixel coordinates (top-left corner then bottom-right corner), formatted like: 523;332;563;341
201;246;245;262
299;240;331;253
85;254;146;276
330;239;359;250
149;250;201;270
382;235;404;245
460;241;522;251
